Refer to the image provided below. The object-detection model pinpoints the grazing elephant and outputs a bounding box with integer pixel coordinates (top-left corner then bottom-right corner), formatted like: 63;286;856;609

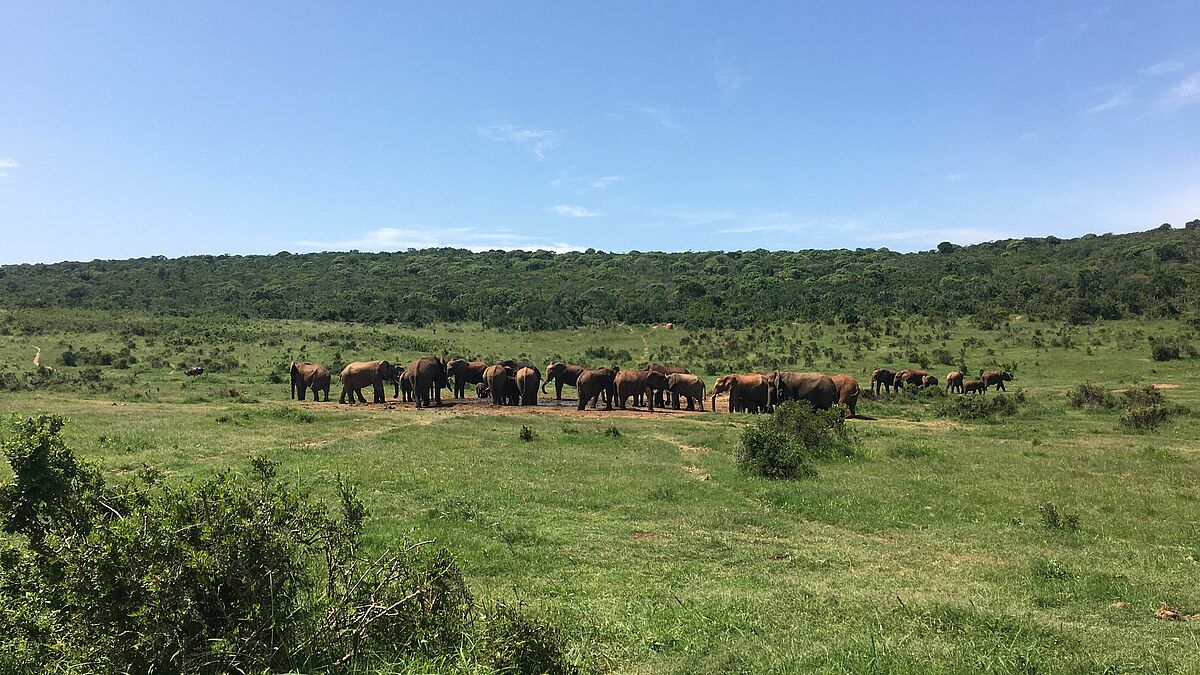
644;364;691;407
768;371;838;411
711;373;771;413
543;362;586;400
515;367;540;406
870;368;897;394
446;359;488;399
920;375;939;389
289;361;331;402
615;369;669;411
666;373;706;411
963;379;986;395
894;369;928;390
980;370;1013;391
576;367;619;411
483;364;513;406
404;356;448;408
339;360;398;404
830;374;860;418
945;371;964;394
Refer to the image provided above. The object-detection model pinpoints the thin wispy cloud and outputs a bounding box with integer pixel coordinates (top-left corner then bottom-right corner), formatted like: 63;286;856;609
549;204;601;218
1162;71;1200;107
0;158;17;178
296;226;584;254
591;175;624;189
946;173;967;182
1139;59;1185;77
1083;88;1131;115
476;123;563;159
1019;128;1047;141
874;227;1008;246
549;170;625;191
637;105;681;131
713;52;749;98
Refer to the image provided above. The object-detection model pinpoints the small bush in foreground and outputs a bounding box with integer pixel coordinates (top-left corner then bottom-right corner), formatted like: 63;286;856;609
737;401;858;480
1039;502;1080;531
1067;382;1115;408
1119;404;1175;431
519;425;536;442
1120;385;1165;408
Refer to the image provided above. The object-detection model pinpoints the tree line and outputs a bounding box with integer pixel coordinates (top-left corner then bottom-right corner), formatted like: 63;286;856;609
1;223;1197;329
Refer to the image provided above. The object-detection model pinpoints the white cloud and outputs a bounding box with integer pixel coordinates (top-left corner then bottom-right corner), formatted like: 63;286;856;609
946;173;967;182
0;158;18;169
719;222;809;235
1139;60;1185;77
549;204;601;218
1019;128;1047;141
591;175;625;189
296;226;584;254
476;123;563;159
1083;88;1131;115
874;227;1008;245
637;105;681;131
550;171;625;191
1162;71;1200;107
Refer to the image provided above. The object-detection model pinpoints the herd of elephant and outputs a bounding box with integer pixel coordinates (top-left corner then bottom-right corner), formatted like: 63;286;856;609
287;359;1015;417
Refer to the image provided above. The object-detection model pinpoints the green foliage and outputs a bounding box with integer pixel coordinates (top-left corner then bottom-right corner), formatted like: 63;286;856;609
934;393;1021;420
483;603;577;675
1149;335;1194;361
1066;382;1116;408
1118;404;1175;431
737;401;858;479
1;226;1197;328
519;425;536;442
1039;502;1080;531
0;415;573;673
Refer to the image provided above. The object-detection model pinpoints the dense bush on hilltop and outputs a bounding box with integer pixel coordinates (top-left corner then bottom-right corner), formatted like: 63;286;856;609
0;225;1197;329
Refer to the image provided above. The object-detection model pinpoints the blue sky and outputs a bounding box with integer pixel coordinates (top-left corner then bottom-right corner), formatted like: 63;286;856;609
2;2;1199;264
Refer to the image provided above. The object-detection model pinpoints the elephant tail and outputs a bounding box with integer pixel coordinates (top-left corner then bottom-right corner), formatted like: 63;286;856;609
541;375;550;395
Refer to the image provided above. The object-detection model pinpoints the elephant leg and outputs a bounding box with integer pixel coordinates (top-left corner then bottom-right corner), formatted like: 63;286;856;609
354;387;366;404
298;385;307;401
556;381;564;400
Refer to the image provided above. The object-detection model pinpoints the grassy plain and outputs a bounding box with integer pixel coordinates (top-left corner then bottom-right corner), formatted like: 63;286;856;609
1;308;1198;673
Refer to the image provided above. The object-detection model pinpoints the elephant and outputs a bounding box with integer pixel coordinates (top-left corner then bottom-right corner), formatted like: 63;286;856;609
185;367;204;377
894;369;928;390
712;373;770;413
870;368;897;394
515;367;540;406
666;373;706;411
615;369;669;411
543;362;587;400
920;375;939;389
484;364;513;406
980;370;1013;391
404;356;448;408
446;359;488;399
945;371;965;394
339;360;399;404
576;367;619;411
475;382;489;398
830;374;860;418
768;371;838;411
644;363;691;407
400;368;414;402
504;377;522;405
289;361;331;401
963;379;986;395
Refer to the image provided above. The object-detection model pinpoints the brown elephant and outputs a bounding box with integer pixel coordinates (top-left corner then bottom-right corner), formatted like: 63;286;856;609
483;364;513;406
290;362;331;401
768;371;838;411
576;367;618;411
963;379;986;395
446;359;488;399
400;367;414;402
830;374;860;418
870;368;897;394
543;362;586;400
185;366;204;377
475;382;489;398
945;371;964;394
981;370;1013;391
404;356;448;408
920;375;939;389
666;373;706;411
615;369;669;411
339;360;399;404
894;369;928;390
515;367;540;406
711;373;771;413
644;363;691;407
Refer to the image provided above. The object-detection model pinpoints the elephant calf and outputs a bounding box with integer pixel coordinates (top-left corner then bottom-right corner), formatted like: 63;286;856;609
963;379;986;395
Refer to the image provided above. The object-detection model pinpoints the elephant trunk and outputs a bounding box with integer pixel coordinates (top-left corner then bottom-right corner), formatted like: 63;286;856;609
541;373;551;395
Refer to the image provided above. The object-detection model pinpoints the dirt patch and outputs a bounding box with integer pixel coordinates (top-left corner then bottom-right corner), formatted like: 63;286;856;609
682;465;711;481
295;440;331;448
1153;383;1180;389
301;395;712;420
1154;605;1200;621
632;530;673;541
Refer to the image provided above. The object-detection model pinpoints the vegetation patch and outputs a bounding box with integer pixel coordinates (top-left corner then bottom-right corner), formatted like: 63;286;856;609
933;392;1022;420
1039;502;1081;531
737;401;859;480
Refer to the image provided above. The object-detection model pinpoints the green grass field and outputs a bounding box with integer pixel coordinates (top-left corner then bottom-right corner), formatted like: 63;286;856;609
1;308;1199;673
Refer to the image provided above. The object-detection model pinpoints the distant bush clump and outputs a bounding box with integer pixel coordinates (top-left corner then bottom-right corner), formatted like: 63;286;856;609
1039;502;1080;531
934;392;1022;420
1067;382;1115;408
737;401;858;480
0;414;574;674
1119;404;1175;431
1148;336;1195;361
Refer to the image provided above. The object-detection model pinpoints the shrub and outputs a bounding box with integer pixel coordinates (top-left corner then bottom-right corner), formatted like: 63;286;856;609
603;425;621;437
1039;502;1080;531
1119;404;1173;431
1120;385;1164;408
1149;336;1182;361
1066;382;1115;408
483;604;577;675
519;425;536;442
933;393;1020;420
737;402;858;480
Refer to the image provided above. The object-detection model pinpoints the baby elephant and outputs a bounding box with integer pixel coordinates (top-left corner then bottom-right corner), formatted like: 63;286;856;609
962;379;986;395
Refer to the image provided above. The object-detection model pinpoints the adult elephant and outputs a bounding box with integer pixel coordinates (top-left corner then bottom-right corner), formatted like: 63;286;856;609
483;364;513;406
615;369;669;411
405;356;448;408
543;362;586;400
445;359;488;399
576;367;619;411
339;360;398;405
666;373;706;411
644;363;691;407
711;373;770;413
289;361;331;402
945;371;965;394
980;370;1014;391
768;371;838;411
830;374;860;418
515;367;540;406
894;369;928;390
870;368;898;395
